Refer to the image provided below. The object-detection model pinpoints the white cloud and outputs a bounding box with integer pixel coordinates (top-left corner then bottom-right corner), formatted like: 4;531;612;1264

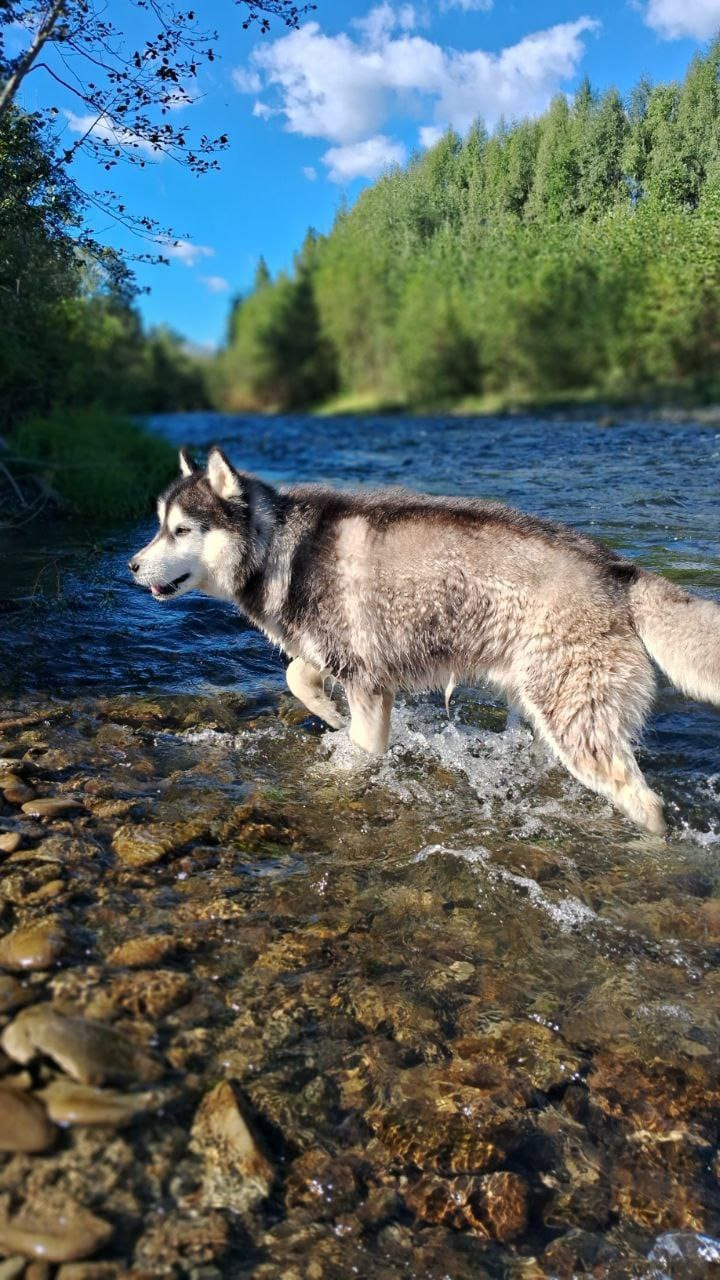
441;0;493;10
252;100;276;120
63;110;157;156
419;123;444;147
352;2;418;43
233;5;600;181
303;164;318;180
157;238;215;267
323;134;407;181
232;66;263;92
643;0;720;38
200;274;230;293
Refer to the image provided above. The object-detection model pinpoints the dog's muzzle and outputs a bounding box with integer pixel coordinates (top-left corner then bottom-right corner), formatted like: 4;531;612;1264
128;561;190;598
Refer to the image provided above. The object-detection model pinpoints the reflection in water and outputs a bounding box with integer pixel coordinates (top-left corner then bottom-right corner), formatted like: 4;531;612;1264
0;412;719;1274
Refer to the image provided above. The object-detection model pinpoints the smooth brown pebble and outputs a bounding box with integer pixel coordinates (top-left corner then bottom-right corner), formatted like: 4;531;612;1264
26;879;65;904
4;785;35;806
2;1003;161;1084
0;919;66;971
21;797;81;821
0;976;26;1014
24;1262;50;1280
0;833;21;855
106;933;177;968
0;1258;26;1280
0;1194;112;1262
0;1086;56;1152
41;1079;158;1127
57;1266;124;1279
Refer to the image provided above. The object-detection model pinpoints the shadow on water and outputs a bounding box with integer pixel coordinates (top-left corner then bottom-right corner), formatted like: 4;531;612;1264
0;412;719;1276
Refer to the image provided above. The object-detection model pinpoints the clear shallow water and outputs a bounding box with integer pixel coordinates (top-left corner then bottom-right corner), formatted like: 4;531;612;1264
0;412;719;1276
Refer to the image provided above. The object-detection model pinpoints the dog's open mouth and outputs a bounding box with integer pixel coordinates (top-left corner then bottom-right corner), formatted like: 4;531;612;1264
150;573;190;598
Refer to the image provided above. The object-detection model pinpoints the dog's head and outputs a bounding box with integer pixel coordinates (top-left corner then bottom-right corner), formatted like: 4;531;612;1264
129;447;255;602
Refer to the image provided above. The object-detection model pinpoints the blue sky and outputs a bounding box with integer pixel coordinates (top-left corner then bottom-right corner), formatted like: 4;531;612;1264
15;0;720;345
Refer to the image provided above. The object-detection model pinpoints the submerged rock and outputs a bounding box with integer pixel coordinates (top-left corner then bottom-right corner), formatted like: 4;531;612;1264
0;919;66;971
368;1104;506;1175
4;783;36;806
1;1004;161;1084
112;819;207;868
105;933;178;968
40;1080;162;1128
0;1194;112;1262
107;969;193;1018
190;1080;274;1214
0;833;21;855
285;1150;359;1219
0;975;28;1014
133;1210;229;1274
404;1171;529;1241
20;798;81;821
0;1086;56;1152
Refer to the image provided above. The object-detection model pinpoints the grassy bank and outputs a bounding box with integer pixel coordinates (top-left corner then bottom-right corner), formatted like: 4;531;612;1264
313;382;720;422
4;410;176;523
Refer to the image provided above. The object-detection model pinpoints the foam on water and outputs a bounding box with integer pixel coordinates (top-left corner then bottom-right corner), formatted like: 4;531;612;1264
648;1231;720;1277
315;697;588;820
179;695;720;850
414;841;597;932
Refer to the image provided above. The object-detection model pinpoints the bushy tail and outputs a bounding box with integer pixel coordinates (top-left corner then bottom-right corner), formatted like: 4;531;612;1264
629;570;720;705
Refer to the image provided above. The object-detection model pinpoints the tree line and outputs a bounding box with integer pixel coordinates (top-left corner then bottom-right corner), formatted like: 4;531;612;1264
212;42;720;411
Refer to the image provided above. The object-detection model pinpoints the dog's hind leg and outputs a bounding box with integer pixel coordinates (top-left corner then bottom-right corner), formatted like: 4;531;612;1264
286;657;343;729
517;639;666;835
347;687;394;755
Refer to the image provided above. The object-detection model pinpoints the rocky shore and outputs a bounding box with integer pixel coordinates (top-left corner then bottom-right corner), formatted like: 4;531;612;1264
0;693;718;1278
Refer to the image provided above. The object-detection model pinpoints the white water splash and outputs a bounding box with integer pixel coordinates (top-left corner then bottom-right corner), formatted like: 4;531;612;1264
414;841;597;933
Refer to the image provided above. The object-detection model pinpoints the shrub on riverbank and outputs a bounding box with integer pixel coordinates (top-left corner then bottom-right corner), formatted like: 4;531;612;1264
9;411;175;520
213;43;720;413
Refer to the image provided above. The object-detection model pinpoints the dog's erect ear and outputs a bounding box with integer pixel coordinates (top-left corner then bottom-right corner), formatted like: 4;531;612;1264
179;447;198;477
207;446;243;500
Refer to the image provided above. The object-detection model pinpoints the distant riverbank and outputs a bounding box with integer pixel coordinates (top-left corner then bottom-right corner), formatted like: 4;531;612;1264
314;387;720;425
0;411;175;528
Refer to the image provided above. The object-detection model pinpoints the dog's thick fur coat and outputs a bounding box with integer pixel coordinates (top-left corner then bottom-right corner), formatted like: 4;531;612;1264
130;448;720;834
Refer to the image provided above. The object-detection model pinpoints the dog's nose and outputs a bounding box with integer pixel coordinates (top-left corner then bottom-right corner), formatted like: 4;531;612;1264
128;560;140;574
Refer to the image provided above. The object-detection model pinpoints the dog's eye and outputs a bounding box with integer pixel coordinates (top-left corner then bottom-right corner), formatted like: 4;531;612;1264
174;526;191;537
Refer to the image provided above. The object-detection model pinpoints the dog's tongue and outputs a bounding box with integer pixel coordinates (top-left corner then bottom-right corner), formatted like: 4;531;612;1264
150;585;163;597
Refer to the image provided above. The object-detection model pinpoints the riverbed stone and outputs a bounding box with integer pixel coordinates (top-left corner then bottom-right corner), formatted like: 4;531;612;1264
20;797;81;821
56;1267;124;1280
39;1079;161;1127
0;1086;56;1152
190;1080;274;1213
404;1171;529;1241
133;1210;229;1274
4;784;36;806
105;932;178;968
0;1259;26;1280
0;833;21;855
0;976;27;1014
0;919;66;971
285;1149;359;1218
1;1004;161;1084
0;1193;112;1263
107;969;193;1018
112;820;206;868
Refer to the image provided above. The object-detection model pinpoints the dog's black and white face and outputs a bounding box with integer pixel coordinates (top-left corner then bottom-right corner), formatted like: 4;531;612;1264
129;447;248;602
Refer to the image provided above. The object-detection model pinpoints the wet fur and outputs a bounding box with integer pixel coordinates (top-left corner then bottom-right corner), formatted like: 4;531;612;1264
130;450;720;835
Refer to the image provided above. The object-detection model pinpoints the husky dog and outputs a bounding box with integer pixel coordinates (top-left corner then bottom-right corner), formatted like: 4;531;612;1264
129;446;720;835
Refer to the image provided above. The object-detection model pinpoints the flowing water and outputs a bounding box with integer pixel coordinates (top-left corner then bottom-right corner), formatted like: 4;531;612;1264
0;412;719;1277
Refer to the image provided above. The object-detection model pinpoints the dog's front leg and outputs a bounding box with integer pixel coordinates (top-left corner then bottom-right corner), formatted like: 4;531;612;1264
347;687;394;754
286;657;343;729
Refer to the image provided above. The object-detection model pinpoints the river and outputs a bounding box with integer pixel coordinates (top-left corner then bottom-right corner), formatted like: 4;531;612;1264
0;411;718;1276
